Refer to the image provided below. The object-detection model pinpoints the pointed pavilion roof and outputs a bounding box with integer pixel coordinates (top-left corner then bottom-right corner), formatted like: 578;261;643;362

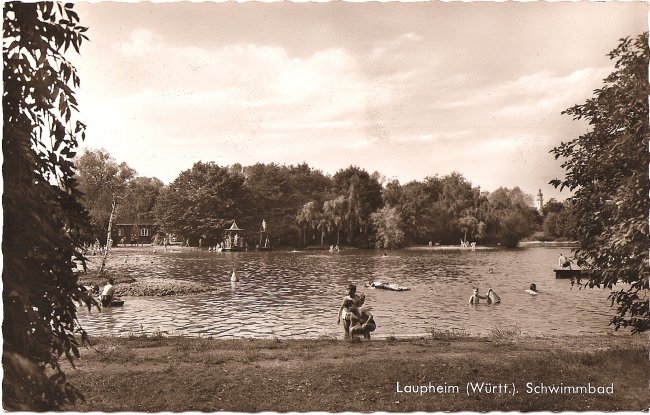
227;221;244;231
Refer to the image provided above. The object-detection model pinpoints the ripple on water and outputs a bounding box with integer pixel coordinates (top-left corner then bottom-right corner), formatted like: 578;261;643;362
79;248;615;338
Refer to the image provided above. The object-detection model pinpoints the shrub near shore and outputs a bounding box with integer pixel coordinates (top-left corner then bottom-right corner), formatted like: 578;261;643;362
65;334;648;412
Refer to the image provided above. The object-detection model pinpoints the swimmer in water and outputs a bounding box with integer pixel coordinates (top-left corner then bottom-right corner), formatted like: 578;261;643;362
469;287;487;305
526;283;539;295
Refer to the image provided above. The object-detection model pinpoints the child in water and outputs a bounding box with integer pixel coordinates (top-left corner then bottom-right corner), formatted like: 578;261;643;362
525;283;539;295
469;287;500;304
469;287;487;304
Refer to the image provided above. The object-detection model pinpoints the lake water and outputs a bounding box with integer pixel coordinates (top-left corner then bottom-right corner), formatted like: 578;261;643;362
77;247;615;338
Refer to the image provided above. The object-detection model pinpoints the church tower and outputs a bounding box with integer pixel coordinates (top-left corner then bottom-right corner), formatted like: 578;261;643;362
535;189;544;213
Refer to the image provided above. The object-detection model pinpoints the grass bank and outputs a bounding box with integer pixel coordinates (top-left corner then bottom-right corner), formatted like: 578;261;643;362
64;334;648;412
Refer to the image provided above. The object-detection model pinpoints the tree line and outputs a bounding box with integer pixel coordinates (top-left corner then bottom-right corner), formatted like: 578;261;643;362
74;151;569;249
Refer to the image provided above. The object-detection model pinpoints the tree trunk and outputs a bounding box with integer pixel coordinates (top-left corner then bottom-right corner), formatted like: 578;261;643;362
320;229;324;246
100;199;117;273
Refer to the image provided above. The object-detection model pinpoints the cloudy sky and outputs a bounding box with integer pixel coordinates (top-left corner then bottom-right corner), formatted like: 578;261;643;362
72;1;647;202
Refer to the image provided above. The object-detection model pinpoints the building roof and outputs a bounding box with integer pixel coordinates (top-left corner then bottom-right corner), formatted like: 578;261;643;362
227;220;244;231
114;219;157;226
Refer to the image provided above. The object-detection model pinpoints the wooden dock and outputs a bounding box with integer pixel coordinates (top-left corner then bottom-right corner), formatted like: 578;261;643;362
554;268;584;279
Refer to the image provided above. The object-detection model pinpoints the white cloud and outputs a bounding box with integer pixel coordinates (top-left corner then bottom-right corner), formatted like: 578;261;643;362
84;34;382;146
116;28;162;56
477;135;529;152
342;139;372;149
435;67;609;116
492;68;609;118
398;32;423;43
367;31;423;61
369;46;385;59
396;130;475;143
80;33;408;182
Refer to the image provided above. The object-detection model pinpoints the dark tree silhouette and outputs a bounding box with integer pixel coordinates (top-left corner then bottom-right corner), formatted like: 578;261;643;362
551;32;649;333
3;2;90;409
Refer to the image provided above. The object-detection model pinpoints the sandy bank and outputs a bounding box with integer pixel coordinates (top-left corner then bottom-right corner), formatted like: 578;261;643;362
519;240;579;247
405;245;494;251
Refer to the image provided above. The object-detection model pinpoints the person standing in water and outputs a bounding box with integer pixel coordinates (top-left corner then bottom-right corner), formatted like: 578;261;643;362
469;287;500;304
337;284;360;336
469;287;487;304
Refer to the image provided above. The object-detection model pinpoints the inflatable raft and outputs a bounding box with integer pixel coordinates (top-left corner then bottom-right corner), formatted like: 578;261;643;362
365;281;410;291
487;289;501;304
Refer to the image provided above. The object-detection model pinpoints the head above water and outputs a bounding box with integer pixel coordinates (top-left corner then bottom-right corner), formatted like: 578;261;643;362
530;283;537;292
472;287;479;295
108;278;114;285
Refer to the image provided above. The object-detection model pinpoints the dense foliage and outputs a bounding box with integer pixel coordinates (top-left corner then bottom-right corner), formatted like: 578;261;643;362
244;162;331;246
154;162;252;244
370;206;406;249
126;176;165;222
486;187;540;248
143;158;540;248
331;166;383;245
75;149;164;242
3;2;89;409
551;32;649;333
541;198;576;240
75;149;135;240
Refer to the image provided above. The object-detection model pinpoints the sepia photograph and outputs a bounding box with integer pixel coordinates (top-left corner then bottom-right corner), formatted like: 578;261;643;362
2;0;649;412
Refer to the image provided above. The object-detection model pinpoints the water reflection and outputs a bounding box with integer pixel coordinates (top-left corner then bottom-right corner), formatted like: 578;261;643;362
78;247;614;338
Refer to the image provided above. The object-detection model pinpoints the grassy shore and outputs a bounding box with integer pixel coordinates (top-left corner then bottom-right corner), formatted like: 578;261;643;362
63;333;648;412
